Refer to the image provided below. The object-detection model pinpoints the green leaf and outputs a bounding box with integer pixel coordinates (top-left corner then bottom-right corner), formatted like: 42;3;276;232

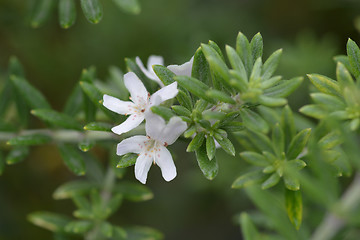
84;122;112;132
281;105;296;145
247;129;274;153
310;93;345;110
53;181;96;200
334;55;352;74
80;0;103;24
272;123;285;157
100;221;113;238
6;146;29;165
125;58;156;91
259;95;287;107
175;76;216;104
31;109;82;130
336;62;355;88
195;143;218;180
192;47;210;84
229;69;248;92
177;90;193;110
150;106;174;121
112;0;141;15
299;104;327;119
114;181;153;202
117;153;137;168
285;189;302;230
240;108;269;134
206;136;216;160
78;139;94;152
236;32;252;77
58;144;86;176
284;174;300;191
201;43;231;87
214;135;235;156
124;226;163;240
59;0;76;29
261;76;282;89
30;0;55;28
65;220;93;234
206;89;235;104
240;151;268;166
152;65;176;85
11;75;51;109
262;49;282;80
172;105;191;117
232;170;265;189
7;134;51;146
347;38;360;79
249;58;262;83
240;213;260;240
286;128;311;160
226;45;247;81
187;132;205;152
263;77;303;98
250;33;263;63
261;172;280;189
63;85;83;116
307;74;342;97
319;131;343;149
28;211;70;232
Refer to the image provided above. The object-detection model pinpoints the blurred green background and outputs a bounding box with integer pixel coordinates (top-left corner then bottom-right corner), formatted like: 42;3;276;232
0;0;360;239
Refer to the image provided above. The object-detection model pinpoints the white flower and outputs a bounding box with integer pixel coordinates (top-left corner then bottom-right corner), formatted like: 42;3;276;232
103;72;178;135
136;55;194;86
116;113;187;184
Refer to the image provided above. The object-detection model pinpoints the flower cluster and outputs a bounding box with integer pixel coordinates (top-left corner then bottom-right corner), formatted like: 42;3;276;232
103;56;192;183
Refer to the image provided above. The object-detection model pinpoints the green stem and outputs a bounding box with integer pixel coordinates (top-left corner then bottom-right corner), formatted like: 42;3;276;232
311;173;360;240
85;167;117;240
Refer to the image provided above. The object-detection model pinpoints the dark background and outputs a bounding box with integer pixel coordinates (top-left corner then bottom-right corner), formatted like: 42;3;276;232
0;0;360;239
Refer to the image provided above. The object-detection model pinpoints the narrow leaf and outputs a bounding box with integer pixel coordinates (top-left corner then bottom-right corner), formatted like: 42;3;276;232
285;189;302;230
286;128;311;160
11;75;51;109
307;74;342;97
240;213;260;240
53;181;96;200
214;135;235;156
30;0;54;28
31;109;82;130
6;146;29;165
206;136;216;160
236;32;252;76
232;170;265;189
80;0;103;24
112;0;141;15
347;38;360;79
7;134;51;146
195;143;218;180
114;181;153;202
84;122;112;132
28;212;70;232
261;172;280;189
262;49;282;80
240;151;268;166
58;144;86;176
192;47;210;84
59;0;76;29
240;108;269;134
117;153;137;168
175;76;217;104
264;77;303;98
187;132;205;152
250;33;263;63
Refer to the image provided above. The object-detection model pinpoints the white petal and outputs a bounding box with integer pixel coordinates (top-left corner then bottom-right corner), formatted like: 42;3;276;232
145;113;187;145
136;56;164;87
155;146;177;182
103;94;134;115
135;57;155;80
123;72;149;106
116;135;148;155
160;116;187;145
147;55;164;71
167;56;194;76
112;114;144;135
135;153;153;184
149;82;178;106
145;112;166;141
